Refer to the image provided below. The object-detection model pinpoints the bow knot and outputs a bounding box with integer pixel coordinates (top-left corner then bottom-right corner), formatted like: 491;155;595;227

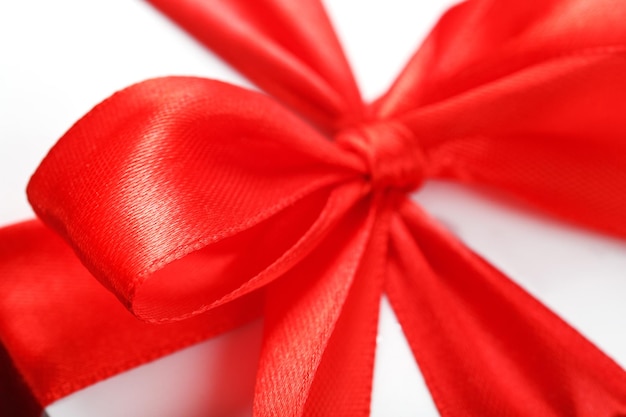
336;121;424;192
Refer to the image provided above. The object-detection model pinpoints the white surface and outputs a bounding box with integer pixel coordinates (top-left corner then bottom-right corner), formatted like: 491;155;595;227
46;320;264;417
0;1;624;416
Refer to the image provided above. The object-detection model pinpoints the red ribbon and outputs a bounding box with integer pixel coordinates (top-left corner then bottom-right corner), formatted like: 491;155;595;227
1;0;626;415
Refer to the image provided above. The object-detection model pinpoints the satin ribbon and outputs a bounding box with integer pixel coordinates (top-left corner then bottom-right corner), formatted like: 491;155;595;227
1;0;626;415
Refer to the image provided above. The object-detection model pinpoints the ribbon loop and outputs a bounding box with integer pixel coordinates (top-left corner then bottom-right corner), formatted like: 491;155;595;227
335;121;425;192
26;77;364;323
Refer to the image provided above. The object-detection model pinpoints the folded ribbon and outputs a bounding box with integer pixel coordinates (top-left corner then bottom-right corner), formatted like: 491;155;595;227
2;0;626;416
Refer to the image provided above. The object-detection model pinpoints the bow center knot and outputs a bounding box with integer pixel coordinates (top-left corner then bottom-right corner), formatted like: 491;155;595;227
336;121;424;192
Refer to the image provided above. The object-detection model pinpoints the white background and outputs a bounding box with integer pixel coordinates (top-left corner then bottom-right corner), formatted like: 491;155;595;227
1;1;625;416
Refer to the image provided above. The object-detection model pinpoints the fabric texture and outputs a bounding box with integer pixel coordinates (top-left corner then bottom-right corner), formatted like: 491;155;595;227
1;0;626;416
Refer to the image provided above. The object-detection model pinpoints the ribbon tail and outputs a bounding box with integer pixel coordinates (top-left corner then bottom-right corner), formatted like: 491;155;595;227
0;220;262;409
301;198;396;417
385;200;626;417
254;195;390;417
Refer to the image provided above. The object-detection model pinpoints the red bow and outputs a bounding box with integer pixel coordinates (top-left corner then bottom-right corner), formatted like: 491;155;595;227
2;0;626;415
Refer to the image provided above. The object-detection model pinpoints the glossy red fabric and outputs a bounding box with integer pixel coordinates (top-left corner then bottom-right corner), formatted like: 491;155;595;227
0;220;264;409
1;0;626;416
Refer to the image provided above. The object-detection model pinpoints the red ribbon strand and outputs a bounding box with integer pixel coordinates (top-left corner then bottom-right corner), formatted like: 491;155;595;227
1;0;626;415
